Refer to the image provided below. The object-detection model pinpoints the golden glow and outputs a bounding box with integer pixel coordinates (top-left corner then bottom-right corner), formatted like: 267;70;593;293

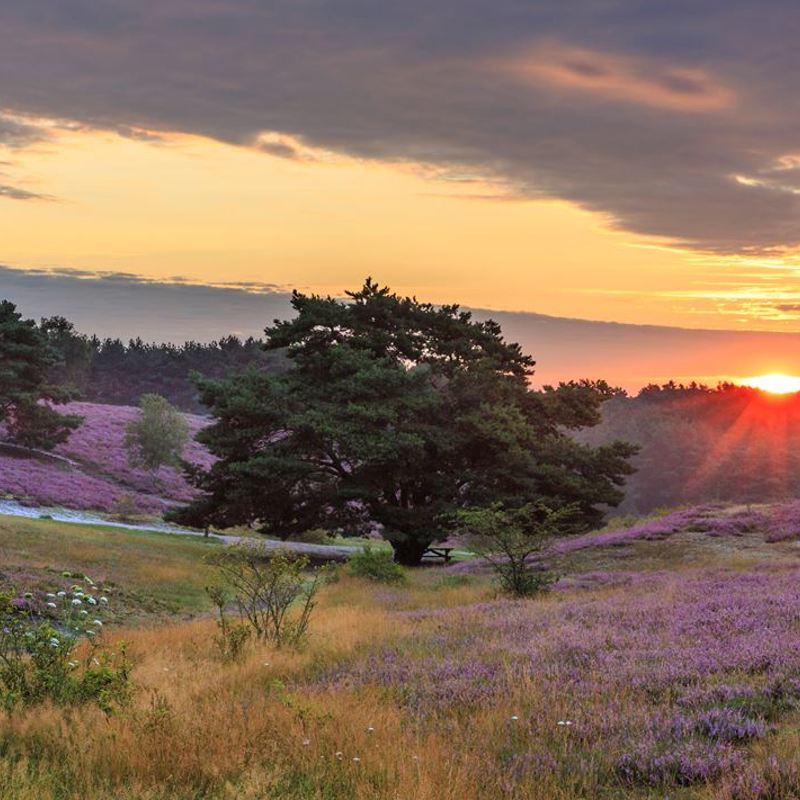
741;374;800;394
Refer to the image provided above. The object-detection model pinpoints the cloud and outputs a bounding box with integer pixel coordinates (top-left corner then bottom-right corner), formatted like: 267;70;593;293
5;264;800;389
0;184;52;201
501;44;735;113
1;2;800;251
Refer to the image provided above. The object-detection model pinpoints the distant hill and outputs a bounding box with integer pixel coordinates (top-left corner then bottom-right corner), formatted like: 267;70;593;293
0;402;211;514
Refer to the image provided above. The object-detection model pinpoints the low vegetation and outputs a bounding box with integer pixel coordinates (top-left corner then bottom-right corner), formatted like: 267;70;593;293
0;400;211;514
3;508;800;798
348;545;407;584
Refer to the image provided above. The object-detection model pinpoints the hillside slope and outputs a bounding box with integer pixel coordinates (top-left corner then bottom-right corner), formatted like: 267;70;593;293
0;402;212;515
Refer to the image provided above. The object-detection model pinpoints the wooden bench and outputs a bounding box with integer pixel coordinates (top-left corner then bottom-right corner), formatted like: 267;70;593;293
422;546;454;563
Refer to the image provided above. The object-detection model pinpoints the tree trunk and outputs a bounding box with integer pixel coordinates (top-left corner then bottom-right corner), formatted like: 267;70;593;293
390;536;432;566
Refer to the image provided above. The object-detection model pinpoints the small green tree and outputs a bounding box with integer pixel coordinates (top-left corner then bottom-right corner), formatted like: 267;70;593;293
0;301;82;450
124;394;189;479
456;503;579;597
206;545;324;648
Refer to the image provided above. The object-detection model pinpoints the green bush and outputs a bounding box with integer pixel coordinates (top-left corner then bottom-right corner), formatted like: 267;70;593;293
206;545;325;648
0;583;131;712
348;546;407;584
288;528;334;545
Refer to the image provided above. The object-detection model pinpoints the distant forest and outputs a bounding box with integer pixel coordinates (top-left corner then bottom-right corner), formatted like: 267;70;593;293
42;317;800;516
581;382;800;515
41;316;286;413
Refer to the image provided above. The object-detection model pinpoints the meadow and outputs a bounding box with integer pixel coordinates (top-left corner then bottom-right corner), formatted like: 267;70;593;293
4;508;800;798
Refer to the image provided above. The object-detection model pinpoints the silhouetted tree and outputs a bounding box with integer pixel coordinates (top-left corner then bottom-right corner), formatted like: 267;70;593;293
172;280;636;564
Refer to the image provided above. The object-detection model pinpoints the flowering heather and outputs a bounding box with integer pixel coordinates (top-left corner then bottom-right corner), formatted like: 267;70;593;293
0;453;165;513
315;565;800;791
0;402;212;514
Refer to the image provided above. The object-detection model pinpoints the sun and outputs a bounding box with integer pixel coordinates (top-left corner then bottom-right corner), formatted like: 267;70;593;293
741;373;800;394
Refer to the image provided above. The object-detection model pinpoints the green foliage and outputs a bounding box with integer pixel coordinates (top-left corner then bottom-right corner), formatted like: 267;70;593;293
456;503;578;597
348;545;407;584
124;393;189;474
0;582;130;712
288;528;335;545
0;300;83;450
206;545;324;648
172;279;637;564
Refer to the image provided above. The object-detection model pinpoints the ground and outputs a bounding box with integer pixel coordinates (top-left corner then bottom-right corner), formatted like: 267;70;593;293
3;506;800;799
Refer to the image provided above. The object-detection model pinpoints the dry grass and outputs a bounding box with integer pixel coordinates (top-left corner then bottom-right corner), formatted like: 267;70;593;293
5;514;800;799
0;575;505;800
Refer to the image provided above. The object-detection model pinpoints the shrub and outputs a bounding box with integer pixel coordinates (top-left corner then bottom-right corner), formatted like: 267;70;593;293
455;503;576;597
288;528;334;545
0;582;130;712
348;545;407;584
124;393;189;478
207;545;324;648
206;585;251;661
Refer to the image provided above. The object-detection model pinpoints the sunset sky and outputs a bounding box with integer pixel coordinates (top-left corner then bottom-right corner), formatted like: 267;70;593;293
4;2;800;384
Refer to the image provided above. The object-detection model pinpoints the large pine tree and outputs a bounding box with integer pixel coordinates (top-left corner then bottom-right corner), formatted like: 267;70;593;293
172;280;636;564
0;301;82;450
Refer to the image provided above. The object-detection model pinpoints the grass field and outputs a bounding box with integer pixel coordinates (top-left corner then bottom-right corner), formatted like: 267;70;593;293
0;514;220;618
4;511;800;798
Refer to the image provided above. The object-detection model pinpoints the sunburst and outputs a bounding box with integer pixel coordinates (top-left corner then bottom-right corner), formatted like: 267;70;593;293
741;373;800;394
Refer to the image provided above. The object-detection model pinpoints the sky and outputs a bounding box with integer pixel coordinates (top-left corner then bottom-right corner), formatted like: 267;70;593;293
3;1;800;384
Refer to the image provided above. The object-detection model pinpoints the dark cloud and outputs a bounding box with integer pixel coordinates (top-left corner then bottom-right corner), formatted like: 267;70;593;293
0;184;52;201
2;2;800;251
0;114;44;148
4;265;800;389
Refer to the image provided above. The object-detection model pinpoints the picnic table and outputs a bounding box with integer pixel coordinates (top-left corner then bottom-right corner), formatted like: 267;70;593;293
422;546;454;563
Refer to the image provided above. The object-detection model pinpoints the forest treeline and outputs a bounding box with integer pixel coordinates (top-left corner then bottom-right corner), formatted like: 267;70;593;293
41;316;286;412
580;381;800;515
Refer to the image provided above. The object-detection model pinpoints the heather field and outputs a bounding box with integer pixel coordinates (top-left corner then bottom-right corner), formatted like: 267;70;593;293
5;508;800;798
0;402;211;515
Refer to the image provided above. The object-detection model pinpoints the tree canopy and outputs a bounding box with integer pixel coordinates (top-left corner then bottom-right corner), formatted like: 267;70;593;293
171;280;636;564
0;301;82;450
124;393;189;476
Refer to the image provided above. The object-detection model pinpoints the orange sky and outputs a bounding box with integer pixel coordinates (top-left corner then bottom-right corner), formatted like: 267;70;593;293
4;120;800;335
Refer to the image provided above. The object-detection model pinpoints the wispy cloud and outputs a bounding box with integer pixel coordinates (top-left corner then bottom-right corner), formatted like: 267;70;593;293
500;43;735;112
0;184;52;201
